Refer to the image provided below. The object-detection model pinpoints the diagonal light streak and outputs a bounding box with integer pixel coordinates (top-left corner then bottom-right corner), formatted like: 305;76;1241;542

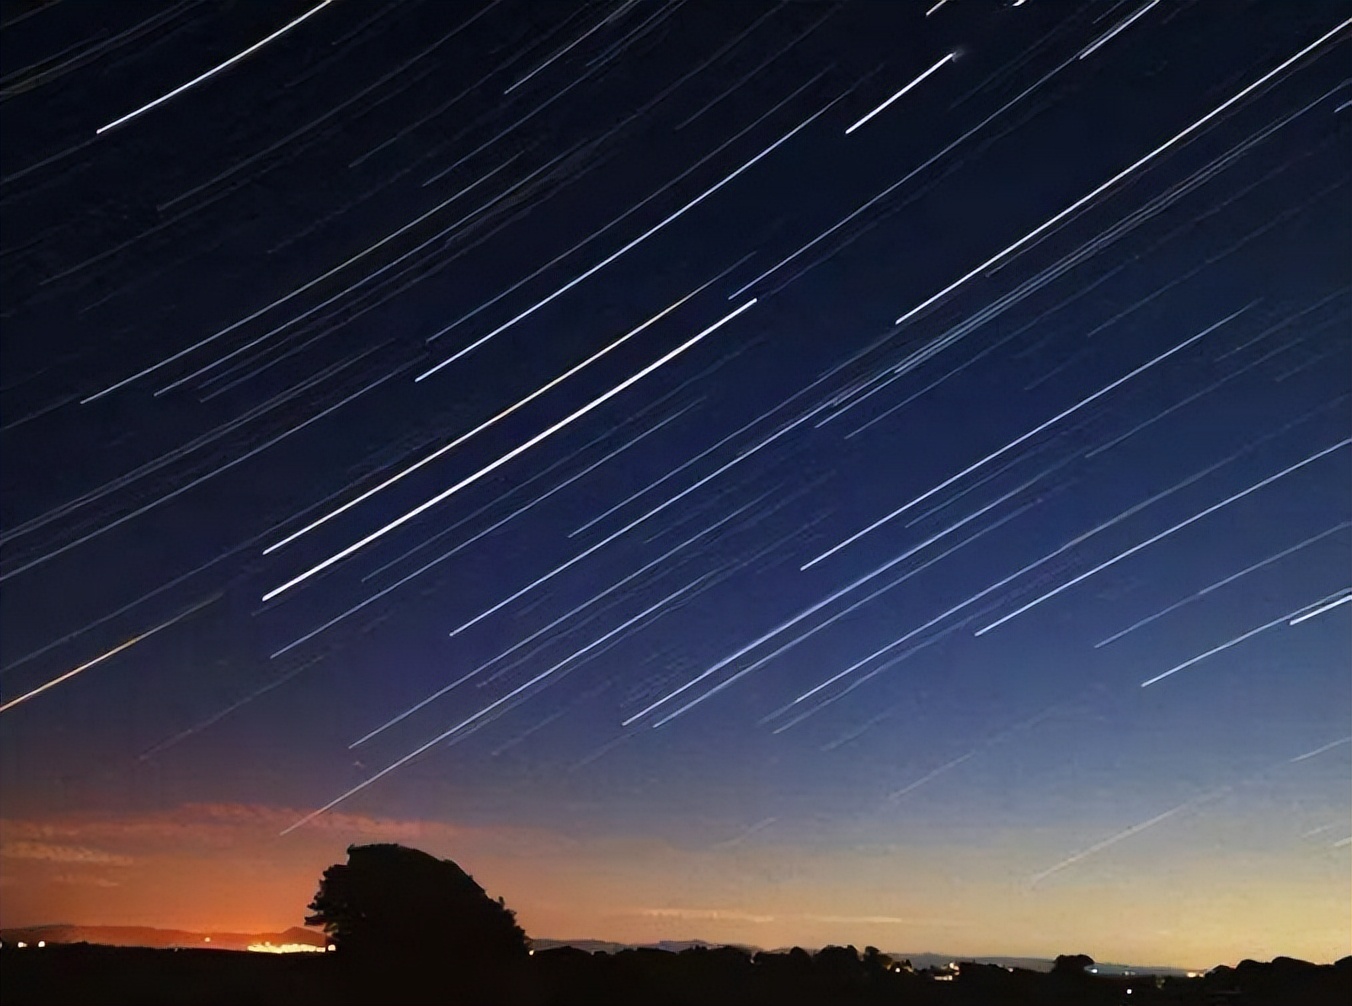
96;1;337;134
895;15;1352;325
262;301;755;601
979;439;1351;636
805;306;1250;568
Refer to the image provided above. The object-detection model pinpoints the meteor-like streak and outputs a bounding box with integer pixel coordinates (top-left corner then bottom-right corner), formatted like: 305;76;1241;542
777;604;1015;732
482;547;747;688
1290;736;1352;763
652;464;1070;727
0;594;220;714
422;116;761;328
139;652;328;761
1140;595;1338;689
729;45;1084;299
7;347;378;546
894;15;1352;325
440;571;714;741
362;402;699;582
96;0;336;134
160;152;548;394
421;29;620;189
1084;333;1336;461
265;280;719;554
1029;789;1228;885
570;391;818;538
788;418;1339;704
283;576;708;835
864;89;1339;400
505;5;623;94
415;89;839;379
585;2;678;71
804;307;1249;568
834;97;1341;426
886;752;977;800
80;152;522;402
768;517;1054;723
262;302;755;601
1289;591;1352;625
978;438;1351;636
903;438;1060;527
845;53;955;134
269;406;704;658
2;2;194;98
3;363;411;583
1;535;255;675
655;495;1048;730
350;495;771;748
156;2;503;214
1217;287;1350;362
674;6;839;132
1095;521;1352;647
623;476;1050;728
446;403;816;639
1076;1;1159;61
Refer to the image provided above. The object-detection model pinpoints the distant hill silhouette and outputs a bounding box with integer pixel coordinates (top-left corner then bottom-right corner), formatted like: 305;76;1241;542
532;940;1195;977
5;927;1194;977
0;923;326;952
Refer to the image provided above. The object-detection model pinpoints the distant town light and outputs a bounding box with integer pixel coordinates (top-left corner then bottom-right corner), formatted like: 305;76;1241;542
37;941;46;948
16;942;27;949
203;937;211;943
327;944;336;952
247;942;325;954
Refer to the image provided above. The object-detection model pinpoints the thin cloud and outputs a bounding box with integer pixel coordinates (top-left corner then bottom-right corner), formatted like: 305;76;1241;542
0;841;133;866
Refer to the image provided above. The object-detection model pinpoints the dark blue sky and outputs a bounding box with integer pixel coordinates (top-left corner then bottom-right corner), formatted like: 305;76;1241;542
1;0;1348;965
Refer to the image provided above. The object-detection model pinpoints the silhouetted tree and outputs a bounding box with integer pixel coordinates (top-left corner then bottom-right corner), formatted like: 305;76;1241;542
1051;952;1094;974
305;843;529;969
862;944;894;974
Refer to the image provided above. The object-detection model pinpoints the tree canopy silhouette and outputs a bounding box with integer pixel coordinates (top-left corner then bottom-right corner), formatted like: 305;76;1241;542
1052;952;1095;975
305;843;529;968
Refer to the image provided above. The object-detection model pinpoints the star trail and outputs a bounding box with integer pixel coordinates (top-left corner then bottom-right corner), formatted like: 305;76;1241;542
1;0;1348;966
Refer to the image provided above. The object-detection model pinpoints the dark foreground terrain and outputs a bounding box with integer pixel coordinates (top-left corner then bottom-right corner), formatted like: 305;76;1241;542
2;942;1348;1006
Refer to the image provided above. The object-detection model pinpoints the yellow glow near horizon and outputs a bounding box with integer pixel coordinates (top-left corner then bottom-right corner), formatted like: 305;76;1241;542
246;942;326;954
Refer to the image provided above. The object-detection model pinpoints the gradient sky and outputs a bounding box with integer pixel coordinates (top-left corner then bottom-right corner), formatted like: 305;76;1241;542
1;0;1348;969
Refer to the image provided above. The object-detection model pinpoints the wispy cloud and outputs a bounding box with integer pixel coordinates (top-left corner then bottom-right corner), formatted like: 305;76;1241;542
630;908;963;927
51;873;122;888
0;802;559;873
1;803;469;848
0;841;133;866
636;907;778;924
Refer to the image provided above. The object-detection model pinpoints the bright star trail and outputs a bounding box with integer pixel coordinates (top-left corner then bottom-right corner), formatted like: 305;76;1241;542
1;1;1348;968
95;0;338;135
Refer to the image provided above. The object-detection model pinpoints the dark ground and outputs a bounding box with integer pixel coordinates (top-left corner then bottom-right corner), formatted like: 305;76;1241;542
2;943;1349;1006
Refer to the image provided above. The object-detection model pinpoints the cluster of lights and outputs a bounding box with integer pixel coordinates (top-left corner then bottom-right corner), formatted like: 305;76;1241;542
246;942;334;954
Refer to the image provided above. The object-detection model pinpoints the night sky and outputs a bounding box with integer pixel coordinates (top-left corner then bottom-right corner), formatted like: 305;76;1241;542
1;0;1349;968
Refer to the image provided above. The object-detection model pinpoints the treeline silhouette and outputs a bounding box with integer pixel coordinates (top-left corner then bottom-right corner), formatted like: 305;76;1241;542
3;844;1348;1006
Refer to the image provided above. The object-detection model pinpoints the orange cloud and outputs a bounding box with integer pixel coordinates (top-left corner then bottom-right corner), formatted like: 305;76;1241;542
0;802;543;933
51;873;122;888
0;841;133;866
